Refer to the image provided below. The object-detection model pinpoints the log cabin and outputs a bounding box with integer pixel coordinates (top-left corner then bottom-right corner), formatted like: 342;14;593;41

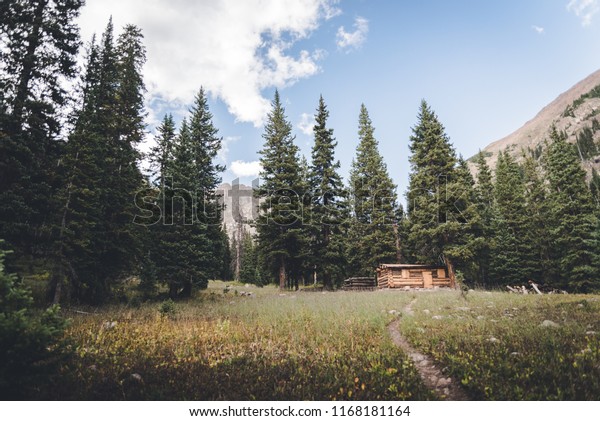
376;264;455;289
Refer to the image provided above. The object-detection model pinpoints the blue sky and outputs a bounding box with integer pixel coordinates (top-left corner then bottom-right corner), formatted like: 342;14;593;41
78;0;600;199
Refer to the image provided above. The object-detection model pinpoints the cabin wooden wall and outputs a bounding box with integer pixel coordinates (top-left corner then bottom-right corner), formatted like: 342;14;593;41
377;267;452;289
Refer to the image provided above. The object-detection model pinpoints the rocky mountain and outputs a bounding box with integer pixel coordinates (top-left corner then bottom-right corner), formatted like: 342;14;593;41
472;69;600;176
219;182;257;241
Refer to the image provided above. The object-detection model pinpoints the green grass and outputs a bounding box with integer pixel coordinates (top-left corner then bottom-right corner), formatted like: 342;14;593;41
36;284;600;400
399;290;600;400
42;282;432;400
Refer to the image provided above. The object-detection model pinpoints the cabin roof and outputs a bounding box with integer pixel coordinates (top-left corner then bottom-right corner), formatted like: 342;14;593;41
378;263;447;269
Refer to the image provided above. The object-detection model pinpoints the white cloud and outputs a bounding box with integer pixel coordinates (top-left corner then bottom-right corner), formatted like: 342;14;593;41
336;16;369;50
297;112;315;135
567;0;599;26
218;136;240;164
230;160;263;178
78;0;339;127
532;25;545;34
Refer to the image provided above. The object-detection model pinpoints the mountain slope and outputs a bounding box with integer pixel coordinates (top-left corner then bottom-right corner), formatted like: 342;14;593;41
473;69;600;174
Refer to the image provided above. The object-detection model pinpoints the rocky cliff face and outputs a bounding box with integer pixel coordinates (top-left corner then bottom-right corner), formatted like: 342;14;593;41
218;182;257;241
472;69;600;176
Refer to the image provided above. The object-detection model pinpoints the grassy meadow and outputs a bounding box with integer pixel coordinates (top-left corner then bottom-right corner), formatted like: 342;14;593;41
38;282;600;400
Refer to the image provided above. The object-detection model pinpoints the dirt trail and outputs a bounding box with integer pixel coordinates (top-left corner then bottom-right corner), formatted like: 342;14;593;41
388;299;469;401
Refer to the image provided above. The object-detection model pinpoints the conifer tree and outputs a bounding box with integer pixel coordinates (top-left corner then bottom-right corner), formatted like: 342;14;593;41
472;151;495;285
0;0;83;260
405;100;473;282
590;168;600;210
256;91;305;289
239;230;260;285
489;151;535;285
522;154;553;284
307;96;348;289
147;89;226;297
347;104;398;276
148;114;176;188
544;128;600;291
218;226;233;281
57;21;146;303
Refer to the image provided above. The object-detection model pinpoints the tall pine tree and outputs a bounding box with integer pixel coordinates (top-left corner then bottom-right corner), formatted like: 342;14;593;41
0;0;83;263
472;151;495;286
347;104;398;276
56;21;146;303
146;89;226;298
307;96;348;289
256;91;305;289
405;100;473;283
489;150;535;286
544;128;600;291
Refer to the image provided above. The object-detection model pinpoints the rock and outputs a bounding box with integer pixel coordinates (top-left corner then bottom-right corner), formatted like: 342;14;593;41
540;320;560;328
487;337;500;343
437;377;452;387
456;307;470;312
88;364;97;371
245;283;250;288
423;309;431;315
130;373;143;382
468;289;475;293
477;315;485;320
510;352;520;356
432;315;443;320
586;331;597;336
388;310;398;315
578;303;585;308
102;321;117;330
403;286;411;291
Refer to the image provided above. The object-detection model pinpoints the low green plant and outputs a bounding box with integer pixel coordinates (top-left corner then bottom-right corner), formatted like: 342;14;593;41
0;243;69;399
158;299;176;318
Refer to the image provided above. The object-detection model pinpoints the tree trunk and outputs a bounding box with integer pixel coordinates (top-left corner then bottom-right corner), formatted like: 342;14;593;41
181;275;193;298
169;282;178;299
279;257;286;290
235;217;242;281
444;255;457;288
48;269;63;304
393;223;402;263
12;0;47;128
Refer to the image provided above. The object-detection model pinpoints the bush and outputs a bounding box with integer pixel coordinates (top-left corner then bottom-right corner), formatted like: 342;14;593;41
158;299;176;318
0;243;69;399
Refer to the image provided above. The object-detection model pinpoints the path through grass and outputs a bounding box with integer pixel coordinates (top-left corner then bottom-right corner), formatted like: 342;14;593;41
37;284;600;400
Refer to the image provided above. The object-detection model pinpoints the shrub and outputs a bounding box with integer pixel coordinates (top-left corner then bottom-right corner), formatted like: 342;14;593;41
0;243;69;399
158;299;176;318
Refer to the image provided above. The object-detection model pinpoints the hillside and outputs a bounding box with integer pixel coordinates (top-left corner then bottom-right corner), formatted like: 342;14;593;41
472;69;600;176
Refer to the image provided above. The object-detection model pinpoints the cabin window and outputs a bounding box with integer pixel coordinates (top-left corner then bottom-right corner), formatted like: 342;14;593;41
431;270;438;278
409;270;422;278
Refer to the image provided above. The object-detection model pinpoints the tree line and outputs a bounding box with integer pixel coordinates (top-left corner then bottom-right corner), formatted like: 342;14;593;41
0;3;231;304
2;1;600;313
248;97;600;293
